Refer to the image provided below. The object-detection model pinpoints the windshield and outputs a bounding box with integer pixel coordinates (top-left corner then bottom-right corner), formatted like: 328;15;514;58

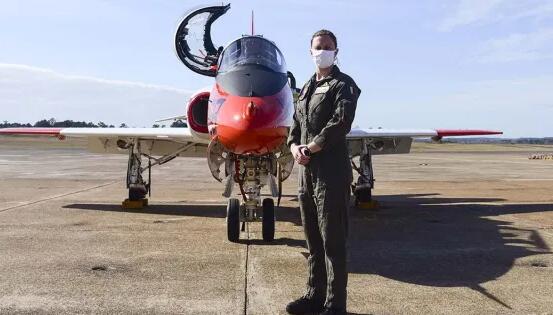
219;37;286;73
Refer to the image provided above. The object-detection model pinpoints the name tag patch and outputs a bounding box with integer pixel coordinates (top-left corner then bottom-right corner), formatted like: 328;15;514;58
314;85;329;94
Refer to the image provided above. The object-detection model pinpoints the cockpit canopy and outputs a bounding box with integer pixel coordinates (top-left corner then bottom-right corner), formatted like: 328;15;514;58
218;36;287;73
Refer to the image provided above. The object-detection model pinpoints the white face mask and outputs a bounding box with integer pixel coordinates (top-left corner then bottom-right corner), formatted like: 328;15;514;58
311;49;336;68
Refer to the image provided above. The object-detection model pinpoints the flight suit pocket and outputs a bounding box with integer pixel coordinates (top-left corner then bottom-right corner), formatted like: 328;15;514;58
309;92;331;131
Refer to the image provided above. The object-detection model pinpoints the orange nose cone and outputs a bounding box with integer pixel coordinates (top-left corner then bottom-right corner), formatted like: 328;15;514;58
215;96;288;155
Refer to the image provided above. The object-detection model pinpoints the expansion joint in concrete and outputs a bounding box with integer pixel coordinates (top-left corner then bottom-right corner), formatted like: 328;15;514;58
0;181;118;213
243;222;250;315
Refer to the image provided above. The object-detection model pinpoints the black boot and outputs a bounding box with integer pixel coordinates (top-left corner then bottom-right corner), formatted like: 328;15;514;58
286;296;325;314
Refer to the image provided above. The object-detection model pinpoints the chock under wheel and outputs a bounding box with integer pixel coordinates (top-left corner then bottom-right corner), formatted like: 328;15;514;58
356;200;378;210
122;198;148;209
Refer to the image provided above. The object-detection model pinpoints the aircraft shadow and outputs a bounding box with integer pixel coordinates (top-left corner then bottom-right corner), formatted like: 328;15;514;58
63;202;303;226
345;193;552;309
63;202;304;247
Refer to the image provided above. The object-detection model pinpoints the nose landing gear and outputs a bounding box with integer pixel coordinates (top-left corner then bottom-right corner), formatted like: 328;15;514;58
224;155;284;243
207;140;294;243
226;196;275;243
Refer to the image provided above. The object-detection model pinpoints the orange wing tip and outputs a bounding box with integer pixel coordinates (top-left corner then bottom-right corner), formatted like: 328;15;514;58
0;128;63;136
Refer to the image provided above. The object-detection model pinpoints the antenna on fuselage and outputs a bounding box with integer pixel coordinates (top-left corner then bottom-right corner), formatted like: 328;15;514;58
251;10;254;35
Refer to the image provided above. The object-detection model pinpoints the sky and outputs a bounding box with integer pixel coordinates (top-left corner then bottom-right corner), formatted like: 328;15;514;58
0;0;552;137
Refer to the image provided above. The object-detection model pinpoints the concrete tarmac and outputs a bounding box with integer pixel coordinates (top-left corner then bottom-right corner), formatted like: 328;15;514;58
0;139;552;314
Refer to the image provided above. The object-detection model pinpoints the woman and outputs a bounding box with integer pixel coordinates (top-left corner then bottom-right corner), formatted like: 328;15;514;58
286;29;361;315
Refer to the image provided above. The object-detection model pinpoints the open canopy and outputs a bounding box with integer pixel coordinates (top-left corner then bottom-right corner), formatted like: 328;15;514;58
174;4;230;77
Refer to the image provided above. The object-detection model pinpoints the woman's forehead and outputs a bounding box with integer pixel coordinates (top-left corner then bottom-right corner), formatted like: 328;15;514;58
312;35;335;47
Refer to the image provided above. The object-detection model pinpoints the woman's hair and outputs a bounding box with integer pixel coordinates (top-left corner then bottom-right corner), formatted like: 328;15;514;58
310;29;337;48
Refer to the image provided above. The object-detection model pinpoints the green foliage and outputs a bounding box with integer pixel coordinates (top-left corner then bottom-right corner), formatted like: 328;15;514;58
1;119;126;129
170;119;188;128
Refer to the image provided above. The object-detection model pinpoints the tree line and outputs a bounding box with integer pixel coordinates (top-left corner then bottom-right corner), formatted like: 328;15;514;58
1;118;187;128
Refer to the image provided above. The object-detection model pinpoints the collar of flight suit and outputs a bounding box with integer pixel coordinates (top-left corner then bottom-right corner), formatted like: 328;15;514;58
308;65;341;86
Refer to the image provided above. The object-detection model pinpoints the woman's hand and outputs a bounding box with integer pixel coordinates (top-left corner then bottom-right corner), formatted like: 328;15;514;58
291;144;311;165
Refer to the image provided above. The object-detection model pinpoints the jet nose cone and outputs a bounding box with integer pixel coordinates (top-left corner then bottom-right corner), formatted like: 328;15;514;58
215;95;288;154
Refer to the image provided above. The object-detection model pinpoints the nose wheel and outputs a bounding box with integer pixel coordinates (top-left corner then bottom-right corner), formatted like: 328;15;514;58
227;198;241;242
226;197;275;243
262;198;275;242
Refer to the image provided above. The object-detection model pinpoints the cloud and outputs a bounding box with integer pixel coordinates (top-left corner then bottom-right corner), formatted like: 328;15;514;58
0;64;194;127
439;0;504;31
439;0;553;31
471;28;553;63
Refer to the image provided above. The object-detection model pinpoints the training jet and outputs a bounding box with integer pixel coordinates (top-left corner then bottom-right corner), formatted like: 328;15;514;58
0;4;501;242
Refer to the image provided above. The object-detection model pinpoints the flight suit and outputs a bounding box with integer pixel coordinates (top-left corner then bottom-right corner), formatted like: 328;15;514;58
287;66;361;310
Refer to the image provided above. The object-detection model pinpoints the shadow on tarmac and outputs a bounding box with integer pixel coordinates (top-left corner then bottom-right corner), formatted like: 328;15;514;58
65;193;553;309
63;202;303;225
346;193;552;309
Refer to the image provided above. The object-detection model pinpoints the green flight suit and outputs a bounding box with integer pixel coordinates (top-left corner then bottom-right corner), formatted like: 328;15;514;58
287;66;361;310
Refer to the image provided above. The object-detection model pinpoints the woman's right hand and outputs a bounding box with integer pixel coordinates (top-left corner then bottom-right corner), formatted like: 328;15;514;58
291;144;310;165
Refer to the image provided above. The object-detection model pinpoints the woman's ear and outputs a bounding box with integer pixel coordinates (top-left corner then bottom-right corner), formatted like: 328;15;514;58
335;48;339;57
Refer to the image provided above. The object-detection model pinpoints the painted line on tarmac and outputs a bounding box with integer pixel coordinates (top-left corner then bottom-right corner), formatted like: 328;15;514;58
243;222;250;315
0;181;118;214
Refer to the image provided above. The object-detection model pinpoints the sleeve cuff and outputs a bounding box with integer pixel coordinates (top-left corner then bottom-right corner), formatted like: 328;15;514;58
312;135;325;149
286;139;298;148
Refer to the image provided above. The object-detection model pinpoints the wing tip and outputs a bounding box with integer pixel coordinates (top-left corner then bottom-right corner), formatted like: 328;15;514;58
0;127;63;136
436;129;503;137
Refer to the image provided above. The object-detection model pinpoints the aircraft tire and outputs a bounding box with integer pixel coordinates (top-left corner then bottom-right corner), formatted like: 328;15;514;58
227;198;240;242
129;185;147;201
354;186;372;206
262;198;275;242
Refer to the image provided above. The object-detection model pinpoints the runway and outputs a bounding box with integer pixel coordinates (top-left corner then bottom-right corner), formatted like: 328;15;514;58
1;138;552;314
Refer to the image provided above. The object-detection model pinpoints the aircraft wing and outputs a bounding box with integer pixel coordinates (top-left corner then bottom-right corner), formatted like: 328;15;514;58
0;127;209;157
346;128;502;156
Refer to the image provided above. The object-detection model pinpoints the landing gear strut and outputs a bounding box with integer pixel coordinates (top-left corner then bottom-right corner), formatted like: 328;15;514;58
230;155;277;242
126;142;150;201
352;139;376;208
207;140;293;242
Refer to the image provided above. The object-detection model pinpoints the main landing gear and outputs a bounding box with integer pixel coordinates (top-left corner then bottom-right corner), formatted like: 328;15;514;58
123;138;196;208
124;141;150;208
208;141;294;242
351;139;378;209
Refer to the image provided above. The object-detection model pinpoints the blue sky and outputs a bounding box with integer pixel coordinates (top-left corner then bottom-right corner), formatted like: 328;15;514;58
0;0;552;137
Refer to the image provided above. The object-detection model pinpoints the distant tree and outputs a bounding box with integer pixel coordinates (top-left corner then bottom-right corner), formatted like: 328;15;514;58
109;125;115;128
152;124;160;128
34;119;53;127
98;121;108;128
0;120;31;128
119;123;128;128
170;119;187;128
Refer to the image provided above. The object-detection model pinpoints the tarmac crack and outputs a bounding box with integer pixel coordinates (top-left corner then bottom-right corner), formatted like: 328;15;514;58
0;181;118;213
243;222;250;315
